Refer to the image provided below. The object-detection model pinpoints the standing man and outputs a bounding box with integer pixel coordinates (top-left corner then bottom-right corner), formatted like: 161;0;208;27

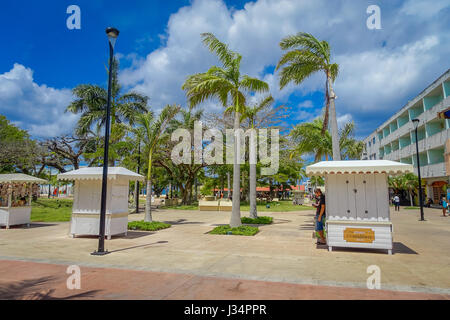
314;189;326;245
393;194;400;211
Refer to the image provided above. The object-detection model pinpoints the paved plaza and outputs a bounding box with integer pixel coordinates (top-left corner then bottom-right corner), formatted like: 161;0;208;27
1;206;450;299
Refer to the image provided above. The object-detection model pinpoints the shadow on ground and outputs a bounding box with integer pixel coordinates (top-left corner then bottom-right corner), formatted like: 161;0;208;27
315;242;417;255
0;276;100;300
1;223;58;230
109;240;169;253
162;219;204;225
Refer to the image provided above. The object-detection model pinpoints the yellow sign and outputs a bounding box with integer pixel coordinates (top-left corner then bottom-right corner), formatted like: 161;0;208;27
343;228;375;243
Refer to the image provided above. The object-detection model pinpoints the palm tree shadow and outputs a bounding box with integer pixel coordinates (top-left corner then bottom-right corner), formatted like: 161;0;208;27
0;276;100;300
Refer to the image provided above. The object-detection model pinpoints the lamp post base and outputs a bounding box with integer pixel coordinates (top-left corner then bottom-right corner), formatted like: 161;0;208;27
91;250;110;256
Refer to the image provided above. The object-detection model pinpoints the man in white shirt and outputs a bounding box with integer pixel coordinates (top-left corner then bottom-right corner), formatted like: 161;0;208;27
393;195;400;211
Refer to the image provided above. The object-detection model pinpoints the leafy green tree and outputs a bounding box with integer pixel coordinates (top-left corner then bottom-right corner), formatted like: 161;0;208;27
132;105;180;222
156;108;206;205
0;115;43;174
66;58;149;165
277;32;340;160
182;33;269;227
240;95;274;218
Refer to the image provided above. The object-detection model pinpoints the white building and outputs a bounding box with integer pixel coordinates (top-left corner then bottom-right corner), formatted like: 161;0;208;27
362;69;450;203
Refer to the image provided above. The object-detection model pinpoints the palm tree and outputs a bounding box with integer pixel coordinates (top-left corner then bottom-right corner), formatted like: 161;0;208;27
290;117;363;162
290;118;332;162
403;173;419;206
240;95;274;219
66;58;148;164
276;32;340;160
182;33;269;227
133;105;180;222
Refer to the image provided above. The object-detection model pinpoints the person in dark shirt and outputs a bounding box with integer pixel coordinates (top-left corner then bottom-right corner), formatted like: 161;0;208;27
314;189;326;245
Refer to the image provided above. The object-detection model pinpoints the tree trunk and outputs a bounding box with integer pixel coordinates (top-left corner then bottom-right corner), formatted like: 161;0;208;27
134;181;139;213
195;178;198;201
144;179;152;222
249;162;257;219
144;152;153;222
409;191;413;207
230;111;242;228
227;172;231;199
328;74;341;161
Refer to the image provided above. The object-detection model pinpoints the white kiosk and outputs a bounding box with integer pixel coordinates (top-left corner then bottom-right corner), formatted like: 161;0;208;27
0;174;46;228
306;160;413;255
58;167;144;239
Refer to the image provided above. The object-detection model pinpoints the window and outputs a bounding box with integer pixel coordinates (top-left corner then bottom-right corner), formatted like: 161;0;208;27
373;137;376;144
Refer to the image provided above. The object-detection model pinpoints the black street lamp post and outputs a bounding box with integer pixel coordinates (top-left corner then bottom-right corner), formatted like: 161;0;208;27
135;139;141;213
412;118;425;221
91;27;120;256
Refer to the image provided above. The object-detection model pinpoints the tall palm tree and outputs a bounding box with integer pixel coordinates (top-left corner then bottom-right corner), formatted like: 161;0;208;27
290;118;332;162
240;95;274;219
66;58;148;164
182;33;269;227
133;105;180;222
290;117;362;161
276;32;340;160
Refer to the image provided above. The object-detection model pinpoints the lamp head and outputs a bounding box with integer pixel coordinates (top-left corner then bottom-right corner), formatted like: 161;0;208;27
412;118;420;130
106;27;120;48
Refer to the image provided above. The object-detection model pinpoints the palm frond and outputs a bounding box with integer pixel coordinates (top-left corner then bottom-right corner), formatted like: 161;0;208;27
201;33;236;69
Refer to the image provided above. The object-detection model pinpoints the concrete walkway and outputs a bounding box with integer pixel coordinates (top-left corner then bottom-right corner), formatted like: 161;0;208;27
1;206;450;298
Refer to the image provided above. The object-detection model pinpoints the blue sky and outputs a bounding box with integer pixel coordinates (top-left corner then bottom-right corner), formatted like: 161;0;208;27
0;0;449;139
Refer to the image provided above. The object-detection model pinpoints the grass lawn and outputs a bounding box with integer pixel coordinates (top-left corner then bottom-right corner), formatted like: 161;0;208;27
209;225;259;236
241;200;313;212
128;220;171;231
241;216;273;224
164;204;199;210
31;198;73;222
159;199;314;212
404;206;420;210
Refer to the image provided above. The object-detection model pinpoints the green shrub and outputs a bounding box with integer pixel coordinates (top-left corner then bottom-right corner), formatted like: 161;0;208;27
241;216;273;224
209;225;259;236
128;221;171;231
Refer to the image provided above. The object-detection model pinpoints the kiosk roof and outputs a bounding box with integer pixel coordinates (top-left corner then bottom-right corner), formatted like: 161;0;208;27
306;160;413;176
57;167;145;181
0;173;47;184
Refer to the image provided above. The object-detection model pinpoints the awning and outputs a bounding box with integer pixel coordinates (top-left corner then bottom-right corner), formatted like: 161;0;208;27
0;173;47;184
58;167;145;181
306;160;413;176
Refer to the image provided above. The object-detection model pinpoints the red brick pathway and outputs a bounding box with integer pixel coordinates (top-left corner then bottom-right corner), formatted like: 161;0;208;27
0;260;448;300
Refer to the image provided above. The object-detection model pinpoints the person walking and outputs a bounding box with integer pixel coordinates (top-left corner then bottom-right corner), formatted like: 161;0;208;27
314;189;326;245
441;196;447;217
393;195;400;211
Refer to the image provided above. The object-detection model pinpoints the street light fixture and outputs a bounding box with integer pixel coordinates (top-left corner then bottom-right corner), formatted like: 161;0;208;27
91;27;120;256
412;118;425;221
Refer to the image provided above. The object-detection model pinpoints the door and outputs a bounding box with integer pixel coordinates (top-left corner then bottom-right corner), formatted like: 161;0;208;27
345;175;357;220
354;175;366;220
363;174;378;220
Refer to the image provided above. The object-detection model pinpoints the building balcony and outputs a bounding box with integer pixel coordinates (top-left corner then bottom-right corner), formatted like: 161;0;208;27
416;162;447;179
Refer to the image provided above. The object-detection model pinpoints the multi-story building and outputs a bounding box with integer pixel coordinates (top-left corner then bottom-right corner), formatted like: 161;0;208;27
362;69;450;203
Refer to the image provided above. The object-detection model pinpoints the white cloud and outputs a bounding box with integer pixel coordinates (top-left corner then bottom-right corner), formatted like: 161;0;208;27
298;100;314;109
334;35;440;115
400;0;450;19
0;64;76;138
337;113;353;129
119;0;449;140
3;0;449;139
